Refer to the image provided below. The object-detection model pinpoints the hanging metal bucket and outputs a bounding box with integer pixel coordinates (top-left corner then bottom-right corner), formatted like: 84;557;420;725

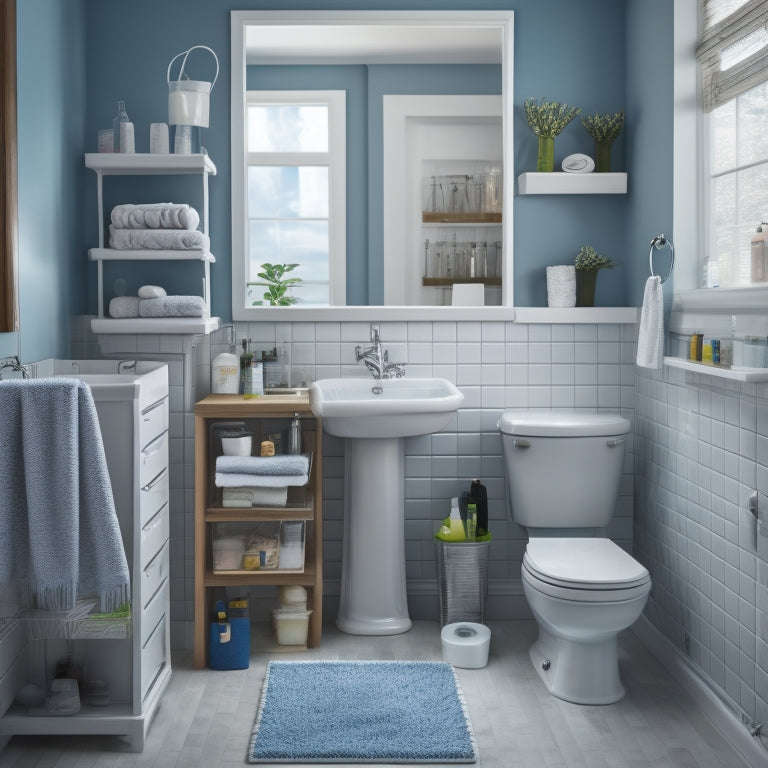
167;45;219;127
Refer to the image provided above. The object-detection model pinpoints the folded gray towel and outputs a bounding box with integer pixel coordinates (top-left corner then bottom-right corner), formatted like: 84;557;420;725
109;226;210;251
138;285;166;299
138;296;208;318
109;296;140;318
110;203;200;230
216;454;310;476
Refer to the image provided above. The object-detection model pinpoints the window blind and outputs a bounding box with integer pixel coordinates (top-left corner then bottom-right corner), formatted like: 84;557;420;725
697;0;768;111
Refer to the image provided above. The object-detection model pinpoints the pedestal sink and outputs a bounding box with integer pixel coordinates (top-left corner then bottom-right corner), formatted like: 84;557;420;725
309;377;464;635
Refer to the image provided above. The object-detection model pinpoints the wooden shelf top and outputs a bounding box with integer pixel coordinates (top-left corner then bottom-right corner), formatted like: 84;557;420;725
195;392;313;416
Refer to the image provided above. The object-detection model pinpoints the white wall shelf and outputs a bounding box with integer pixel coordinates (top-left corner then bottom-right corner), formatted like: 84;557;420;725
517;172;627;195
85;153;220;335
664;356;768;382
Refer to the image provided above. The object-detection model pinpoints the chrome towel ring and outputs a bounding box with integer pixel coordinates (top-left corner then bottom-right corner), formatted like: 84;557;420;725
649;234;674;284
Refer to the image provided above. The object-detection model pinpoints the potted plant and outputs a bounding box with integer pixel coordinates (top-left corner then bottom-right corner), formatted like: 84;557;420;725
580;110;624;172
524;97;581;172
574;245;615;306
249;263;302;306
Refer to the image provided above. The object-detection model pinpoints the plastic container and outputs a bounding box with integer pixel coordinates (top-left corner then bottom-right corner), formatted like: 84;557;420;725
212;537;245;570
272;608;312;645
211;351;239;394
112;101;130;152
209;617;250;670
221;433;252;456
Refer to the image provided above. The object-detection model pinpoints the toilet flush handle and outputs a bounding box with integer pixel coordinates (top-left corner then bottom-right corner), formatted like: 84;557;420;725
512;438;531;449
607;438;625;448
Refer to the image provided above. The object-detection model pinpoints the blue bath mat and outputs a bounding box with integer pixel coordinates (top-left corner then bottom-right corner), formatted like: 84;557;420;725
247;660;477;763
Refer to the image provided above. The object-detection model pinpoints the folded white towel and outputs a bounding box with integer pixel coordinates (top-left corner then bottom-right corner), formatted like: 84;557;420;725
215;472;308;488
109;226;209;251
109;296;140;318
222;486;289;507
216;454;310;477
138;285;167;299
636;276;664;369
138;296;208;318
110;203;200;231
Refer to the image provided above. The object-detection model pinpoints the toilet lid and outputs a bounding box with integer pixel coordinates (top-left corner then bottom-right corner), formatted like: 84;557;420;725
524;538;650;590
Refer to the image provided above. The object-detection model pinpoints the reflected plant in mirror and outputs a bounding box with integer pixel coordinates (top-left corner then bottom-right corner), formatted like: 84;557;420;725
249;263;302;306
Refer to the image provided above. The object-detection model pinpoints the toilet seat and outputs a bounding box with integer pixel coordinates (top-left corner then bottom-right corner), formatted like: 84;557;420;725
523;538;651;603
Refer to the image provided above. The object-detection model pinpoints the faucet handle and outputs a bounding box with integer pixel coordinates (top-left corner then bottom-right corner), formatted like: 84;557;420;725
371;325;380;343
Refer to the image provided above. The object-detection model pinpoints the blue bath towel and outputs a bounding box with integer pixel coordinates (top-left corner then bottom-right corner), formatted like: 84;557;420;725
0;378;130;612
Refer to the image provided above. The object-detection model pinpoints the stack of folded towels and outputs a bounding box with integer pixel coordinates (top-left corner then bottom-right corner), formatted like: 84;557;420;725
109;202;210;251
214;454;311;508
109;285;209;319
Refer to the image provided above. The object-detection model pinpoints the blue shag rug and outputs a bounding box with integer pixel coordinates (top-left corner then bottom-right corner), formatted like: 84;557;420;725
247;660;478;763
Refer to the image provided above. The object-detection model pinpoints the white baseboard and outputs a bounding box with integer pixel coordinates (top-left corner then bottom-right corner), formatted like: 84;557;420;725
633;615;767;768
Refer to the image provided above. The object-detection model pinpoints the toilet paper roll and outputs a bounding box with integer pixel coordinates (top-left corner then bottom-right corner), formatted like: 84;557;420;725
561;153;595;173
441;622;491;668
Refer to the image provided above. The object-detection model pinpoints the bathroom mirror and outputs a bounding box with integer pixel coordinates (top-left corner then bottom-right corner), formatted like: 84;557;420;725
231;10;514;320
0;0;18;333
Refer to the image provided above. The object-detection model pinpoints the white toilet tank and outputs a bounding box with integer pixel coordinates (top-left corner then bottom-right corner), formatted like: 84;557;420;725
499;411;631;528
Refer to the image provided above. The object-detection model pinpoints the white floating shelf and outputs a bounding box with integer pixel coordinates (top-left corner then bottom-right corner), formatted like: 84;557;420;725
89;248;215;263
91;317;221;335
518;172;627;195
85;152;217;176
664;357;768;382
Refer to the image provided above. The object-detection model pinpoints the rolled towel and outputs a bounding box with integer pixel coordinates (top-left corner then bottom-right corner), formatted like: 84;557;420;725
216;454;310;477
636;276;663;369
108;296;140;318
138;296;209;318
109;226;210;251
110;203;200;231
138;285;167;299
215;472;308;488
222;486;289;508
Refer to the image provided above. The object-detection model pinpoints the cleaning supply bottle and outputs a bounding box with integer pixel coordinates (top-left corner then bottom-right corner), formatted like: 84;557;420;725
212;342;239;394
288;413;302;454
112;100;130;152
466;503;478;542
470;478;488;537
239;338;253;394
751;223;767;283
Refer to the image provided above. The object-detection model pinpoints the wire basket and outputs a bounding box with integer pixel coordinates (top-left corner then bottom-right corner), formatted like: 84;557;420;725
435;540;491;627
19;600;96;641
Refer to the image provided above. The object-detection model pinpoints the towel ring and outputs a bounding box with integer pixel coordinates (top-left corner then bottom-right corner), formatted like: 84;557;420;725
649;234;674;284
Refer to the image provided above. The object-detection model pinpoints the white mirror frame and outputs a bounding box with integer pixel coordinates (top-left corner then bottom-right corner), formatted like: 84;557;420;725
231;9;515;321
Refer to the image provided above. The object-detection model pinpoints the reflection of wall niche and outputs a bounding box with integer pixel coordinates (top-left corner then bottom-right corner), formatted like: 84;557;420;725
383;94;504;307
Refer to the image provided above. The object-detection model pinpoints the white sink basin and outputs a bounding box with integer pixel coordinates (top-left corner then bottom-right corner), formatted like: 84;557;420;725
309;377;464;438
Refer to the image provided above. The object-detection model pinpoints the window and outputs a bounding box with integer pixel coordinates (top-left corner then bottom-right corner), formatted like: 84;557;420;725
242;91;345;307
698;0;768;288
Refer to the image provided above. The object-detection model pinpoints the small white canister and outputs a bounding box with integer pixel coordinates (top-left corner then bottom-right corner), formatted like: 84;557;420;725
212;351;239;394
441;622;491;669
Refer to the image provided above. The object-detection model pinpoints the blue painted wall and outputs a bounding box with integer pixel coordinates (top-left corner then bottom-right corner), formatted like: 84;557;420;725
3;0;671;360
0;0;86;362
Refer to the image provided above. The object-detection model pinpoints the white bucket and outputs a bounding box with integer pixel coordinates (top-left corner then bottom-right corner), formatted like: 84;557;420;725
167;45;219;128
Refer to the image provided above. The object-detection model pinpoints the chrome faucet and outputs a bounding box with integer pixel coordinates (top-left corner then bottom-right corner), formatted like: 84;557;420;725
355;326;406;379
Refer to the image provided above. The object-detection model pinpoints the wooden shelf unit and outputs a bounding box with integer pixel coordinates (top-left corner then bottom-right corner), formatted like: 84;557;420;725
193;393;322;668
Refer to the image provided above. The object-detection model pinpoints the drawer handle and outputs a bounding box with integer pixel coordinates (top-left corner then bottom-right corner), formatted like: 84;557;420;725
142;508;166;534
142;467;168;492
142;398;167;419
142;433;167;459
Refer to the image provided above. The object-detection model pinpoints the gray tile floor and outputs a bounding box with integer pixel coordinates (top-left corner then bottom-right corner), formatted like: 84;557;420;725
0;620;753;767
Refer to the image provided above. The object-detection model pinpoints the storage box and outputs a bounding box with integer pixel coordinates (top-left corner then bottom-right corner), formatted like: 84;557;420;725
208;617;250;670
212;521;305;572
272;609;312;646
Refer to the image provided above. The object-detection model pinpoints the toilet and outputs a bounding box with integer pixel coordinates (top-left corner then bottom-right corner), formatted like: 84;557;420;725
499;411;651;705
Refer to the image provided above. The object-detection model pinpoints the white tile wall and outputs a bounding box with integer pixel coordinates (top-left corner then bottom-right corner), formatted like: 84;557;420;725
85;318;636;650
635;362;768;729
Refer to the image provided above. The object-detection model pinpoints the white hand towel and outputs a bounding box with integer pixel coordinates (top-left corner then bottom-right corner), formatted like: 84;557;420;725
636;276;663;369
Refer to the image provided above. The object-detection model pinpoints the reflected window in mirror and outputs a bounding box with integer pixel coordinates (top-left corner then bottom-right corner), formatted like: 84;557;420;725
244;91;346;308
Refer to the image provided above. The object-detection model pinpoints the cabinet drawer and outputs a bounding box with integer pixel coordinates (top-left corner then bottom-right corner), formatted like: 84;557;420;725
141;539;169;610
141;505;169;569
140;466;169;528
141;613;167;700
141;578;168;647
140;397;169;449
140;431;168;487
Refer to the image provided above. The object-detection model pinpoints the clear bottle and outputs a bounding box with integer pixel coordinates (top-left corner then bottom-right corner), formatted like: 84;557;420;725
112;101;130;152
239;338;252;394
288;413;302;454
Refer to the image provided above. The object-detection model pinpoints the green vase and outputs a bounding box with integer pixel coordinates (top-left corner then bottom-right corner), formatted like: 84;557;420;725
576;269;598;307
594;139;614;173
537;136;555;172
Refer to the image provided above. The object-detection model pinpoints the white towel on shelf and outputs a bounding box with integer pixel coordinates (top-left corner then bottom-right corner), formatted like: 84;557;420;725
108;296;140;318
222;486;289;507
215;472;308;488
138;296;208;318
109;226;209;251
138;285;167;299
636;276;664;369
110;203;200;231
215;454;310;477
